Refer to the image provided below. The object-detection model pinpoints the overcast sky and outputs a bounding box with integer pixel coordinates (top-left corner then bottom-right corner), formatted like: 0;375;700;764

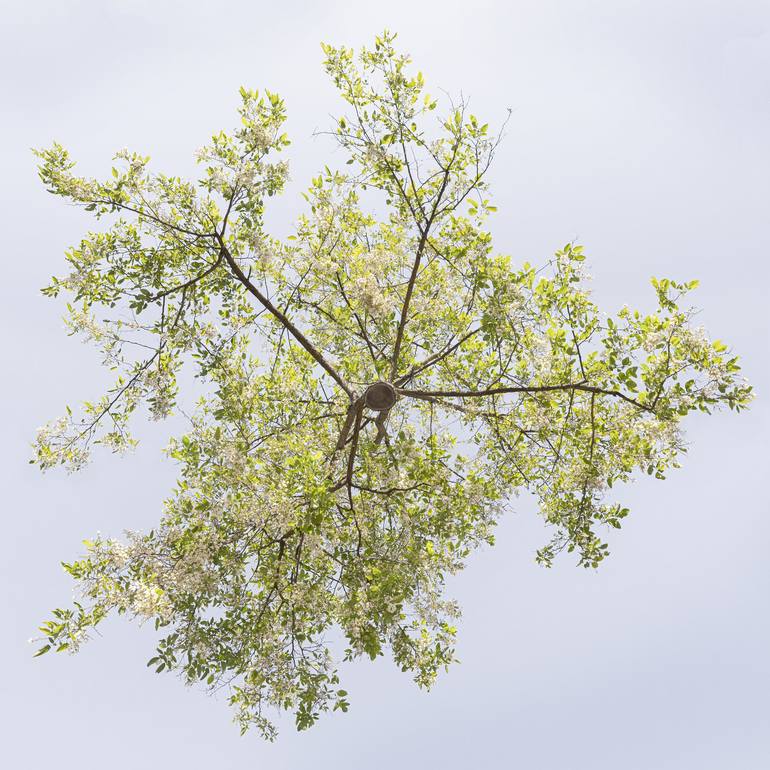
2;1;768;768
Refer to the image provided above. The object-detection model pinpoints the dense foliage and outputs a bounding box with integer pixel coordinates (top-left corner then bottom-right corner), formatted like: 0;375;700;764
32;33;751;737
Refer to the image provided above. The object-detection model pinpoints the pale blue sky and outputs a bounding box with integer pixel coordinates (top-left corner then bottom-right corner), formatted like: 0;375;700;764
2;1;768;767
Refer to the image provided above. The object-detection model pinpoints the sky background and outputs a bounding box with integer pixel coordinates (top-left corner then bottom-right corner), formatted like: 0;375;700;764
2;1;768;767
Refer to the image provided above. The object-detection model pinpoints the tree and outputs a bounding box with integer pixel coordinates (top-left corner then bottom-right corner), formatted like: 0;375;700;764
32;32;751;738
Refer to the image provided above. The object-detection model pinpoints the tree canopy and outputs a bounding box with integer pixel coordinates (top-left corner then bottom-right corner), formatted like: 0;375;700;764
32;32;751;738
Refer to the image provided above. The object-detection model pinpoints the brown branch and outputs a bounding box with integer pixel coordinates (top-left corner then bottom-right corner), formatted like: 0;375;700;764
389;140;459;380
344;402;364;492
397;383;651;411
373;409;389;445
215;234;354;400
334;402;359;451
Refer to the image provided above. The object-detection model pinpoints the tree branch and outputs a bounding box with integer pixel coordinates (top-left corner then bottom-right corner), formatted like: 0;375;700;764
397;383;651;411
388;158;455;380
216;234;354;400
